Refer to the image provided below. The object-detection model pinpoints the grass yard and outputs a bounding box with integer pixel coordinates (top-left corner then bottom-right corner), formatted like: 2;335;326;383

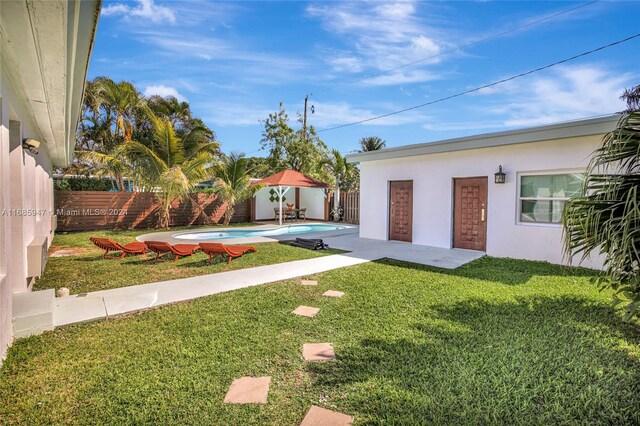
35;226;345;294
3;257;640;424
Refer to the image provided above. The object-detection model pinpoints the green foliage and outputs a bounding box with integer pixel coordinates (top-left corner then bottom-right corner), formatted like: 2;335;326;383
359;136;386;152
54;177;114;191
564;85;640;320
260;103;329;180
244;156;272;178
116;112;220;228
212;152;264;225
5;257;640;424
69;77;216;194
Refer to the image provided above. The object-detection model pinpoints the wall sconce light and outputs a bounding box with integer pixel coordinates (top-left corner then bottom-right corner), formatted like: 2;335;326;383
494;165;506;184
22;138;40;155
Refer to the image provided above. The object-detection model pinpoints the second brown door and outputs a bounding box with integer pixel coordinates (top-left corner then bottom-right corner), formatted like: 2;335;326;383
389;180;413;242
453;177;487;251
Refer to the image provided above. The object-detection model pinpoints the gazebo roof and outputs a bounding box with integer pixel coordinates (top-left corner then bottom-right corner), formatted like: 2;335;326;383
252;169;328;188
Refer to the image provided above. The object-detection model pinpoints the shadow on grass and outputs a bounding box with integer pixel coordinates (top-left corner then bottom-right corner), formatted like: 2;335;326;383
308;295;640;424
372;256;599;286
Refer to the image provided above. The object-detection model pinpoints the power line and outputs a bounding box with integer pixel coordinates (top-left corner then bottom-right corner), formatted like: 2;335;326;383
318;32;640;133
330;0;599;87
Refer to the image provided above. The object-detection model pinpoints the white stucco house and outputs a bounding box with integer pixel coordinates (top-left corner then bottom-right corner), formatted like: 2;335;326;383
346;115;620;269
0;0;100;362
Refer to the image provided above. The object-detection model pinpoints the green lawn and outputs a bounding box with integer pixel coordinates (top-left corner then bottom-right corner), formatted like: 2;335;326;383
3;257;640;424
35;226;345;294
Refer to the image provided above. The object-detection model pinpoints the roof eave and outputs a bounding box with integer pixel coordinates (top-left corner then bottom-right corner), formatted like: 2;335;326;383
346;114;620;164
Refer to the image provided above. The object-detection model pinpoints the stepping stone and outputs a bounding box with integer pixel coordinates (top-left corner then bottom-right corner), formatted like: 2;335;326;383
303;343;335;361
300;406;354;426
323;290;344;298
300;279;318;286
223;376;271;404
292;306;320;317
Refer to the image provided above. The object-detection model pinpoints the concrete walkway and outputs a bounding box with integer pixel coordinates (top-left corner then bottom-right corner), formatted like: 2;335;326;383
32;234;483;328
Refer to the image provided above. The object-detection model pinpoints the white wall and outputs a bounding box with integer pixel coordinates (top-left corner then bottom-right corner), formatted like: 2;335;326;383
359;135;604;269
0;63;56;361
299;188;325;220
254;187;297;221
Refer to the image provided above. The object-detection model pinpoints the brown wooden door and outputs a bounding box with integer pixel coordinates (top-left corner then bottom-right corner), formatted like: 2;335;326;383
389;181;413;242
453;177;487;251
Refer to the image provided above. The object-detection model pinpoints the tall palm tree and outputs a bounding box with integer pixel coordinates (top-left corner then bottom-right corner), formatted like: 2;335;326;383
92;77;145;141
213;153;264;226
118;111;220;228
359;136;386;152
563;85;640;320
319;149;353;222
74;78;144;190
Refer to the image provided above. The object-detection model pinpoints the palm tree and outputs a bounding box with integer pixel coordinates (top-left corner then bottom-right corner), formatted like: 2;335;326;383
118;111;220;228
91;77;145;141
319;149;353;222
359;136;386;152
563;85;640;320
74;78;144;190
213;153;263;226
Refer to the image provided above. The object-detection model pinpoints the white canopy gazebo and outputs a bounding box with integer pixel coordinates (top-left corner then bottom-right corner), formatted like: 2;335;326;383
251;170;329;224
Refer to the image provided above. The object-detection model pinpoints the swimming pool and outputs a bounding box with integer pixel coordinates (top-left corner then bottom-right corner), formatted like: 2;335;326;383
173;224;355;241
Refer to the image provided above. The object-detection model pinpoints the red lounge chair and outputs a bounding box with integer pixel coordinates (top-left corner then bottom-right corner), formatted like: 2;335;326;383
90;237;148;259
144;241;201;262
199;243;257;264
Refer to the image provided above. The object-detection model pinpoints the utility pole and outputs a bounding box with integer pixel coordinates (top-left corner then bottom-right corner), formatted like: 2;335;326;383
302;94;309;136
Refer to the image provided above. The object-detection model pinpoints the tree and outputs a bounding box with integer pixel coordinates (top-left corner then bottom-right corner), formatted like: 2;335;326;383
72;77;146;190
244;156;272;178
213;152;264;225
319;149;356;222
359;136;386;152
260;103;328;179
563;85;640;320
118;111;220;228
70;78;218;196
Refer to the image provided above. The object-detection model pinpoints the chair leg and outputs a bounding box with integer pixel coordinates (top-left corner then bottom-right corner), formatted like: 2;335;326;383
227;256;232;264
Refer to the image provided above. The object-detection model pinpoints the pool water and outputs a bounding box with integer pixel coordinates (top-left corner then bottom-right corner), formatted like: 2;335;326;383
173;224;354;240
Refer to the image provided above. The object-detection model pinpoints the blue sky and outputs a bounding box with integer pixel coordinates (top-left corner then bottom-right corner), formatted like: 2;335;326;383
91;0;640;155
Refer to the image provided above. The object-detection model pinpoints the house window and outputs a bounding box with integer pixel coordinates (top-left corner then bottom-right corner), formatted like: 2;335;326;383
519;173;584;224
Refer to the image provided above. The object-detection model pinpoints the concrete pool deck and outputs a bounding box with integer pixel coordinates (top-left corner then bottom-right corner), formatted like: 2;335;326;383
136;222;360;245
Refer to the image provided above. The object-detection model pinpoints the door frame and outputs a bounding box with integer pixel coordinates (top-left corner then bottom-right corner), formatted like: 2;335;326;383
452;176;488;251
388;180;413;243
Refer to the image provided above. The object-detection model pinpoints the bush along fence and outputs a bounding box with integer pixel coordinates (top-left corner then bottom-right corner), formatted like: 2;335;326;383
54;191;250;232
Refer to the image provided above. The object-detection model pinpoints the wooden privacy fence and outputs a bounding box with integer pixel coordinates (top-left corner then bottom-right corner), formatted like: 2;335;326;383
55;191;250;232
338;191;360;224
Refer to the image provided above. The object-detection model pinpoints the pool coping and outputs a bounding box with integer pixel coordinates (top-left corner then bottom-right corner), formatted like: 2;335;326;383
136;222;359;245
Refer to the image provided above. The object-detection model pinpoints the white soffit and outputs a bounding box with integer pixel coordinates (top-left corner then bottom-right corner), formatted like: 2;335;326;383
0;0;100;167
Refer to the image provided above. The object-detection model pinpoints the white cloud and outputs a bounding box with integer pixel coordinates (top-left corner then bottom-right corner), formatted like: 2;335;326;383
199;100;430;129
450;64;634;130
360;69;440;86
102;0;176;24
143;85;187;102
498;65;631;126
307;1;447;84
307;101;430;127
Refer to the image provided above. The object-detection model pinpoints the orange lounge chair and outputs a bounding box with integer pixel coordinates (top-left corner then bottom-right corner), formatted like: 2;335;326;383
199;243;257;264
144;241;201;262
90;237;148;259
